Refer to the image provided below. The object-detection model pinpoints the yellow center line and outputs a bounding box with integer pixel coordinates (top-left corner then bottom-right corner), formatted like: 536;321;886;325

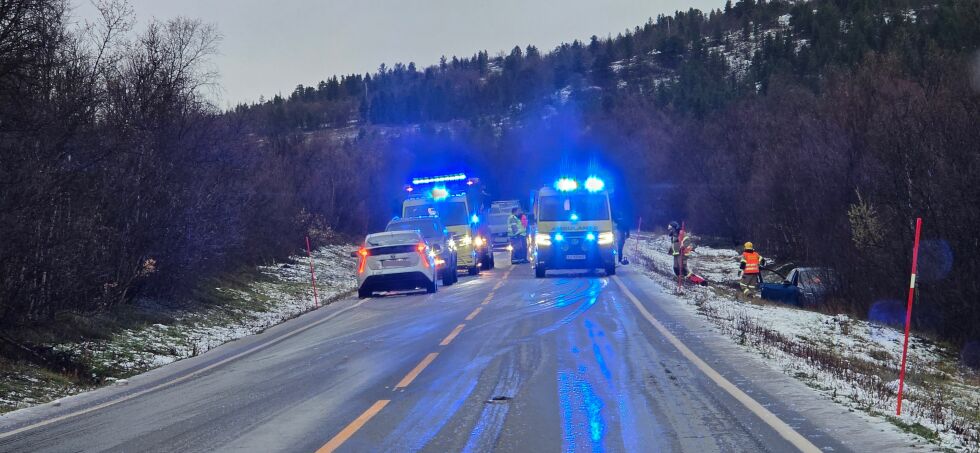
315;262;512;453
0;297;373;441
611;276;820;453
394;352;439;389
439;324;466;346
464;306;483;321
316;399;390;453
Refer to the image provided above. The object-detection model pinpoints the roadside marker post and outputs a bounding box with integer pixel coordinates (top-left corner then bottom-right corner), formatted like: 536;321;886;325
305;236;320;308
630;217;642;262
677;222;685;293
897;217;922;416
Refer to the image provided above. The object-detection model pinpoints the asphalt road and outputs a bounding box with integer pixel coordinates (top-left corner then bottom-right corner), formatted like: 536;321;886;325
0;252;920;452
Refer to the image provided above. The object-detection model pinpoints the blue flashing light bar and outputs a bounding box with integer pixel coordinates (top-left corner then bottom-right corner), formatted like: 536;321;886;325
412;173;467;185
555;178;578;192
554;232;565;242
584;176;605;192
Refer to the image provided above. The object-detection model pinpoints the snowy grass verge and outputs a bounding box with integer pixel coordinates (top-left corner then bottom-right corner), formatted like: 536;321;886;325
629;234;980;451
0;244;356;413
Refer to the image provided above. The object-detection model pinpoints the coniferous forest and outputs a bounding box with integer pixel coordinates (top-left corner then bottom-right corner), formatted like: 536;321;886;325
2;0;979;349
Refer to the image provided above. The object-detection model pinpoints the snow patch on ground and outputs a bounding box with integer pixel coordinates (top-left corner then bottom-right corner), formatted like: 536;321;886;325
629;234;980;451
2;244;356;412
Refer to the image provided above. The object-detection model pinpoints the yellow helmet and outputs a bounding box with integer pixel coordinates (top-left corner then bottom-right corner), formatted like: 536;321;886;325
744;242;754;250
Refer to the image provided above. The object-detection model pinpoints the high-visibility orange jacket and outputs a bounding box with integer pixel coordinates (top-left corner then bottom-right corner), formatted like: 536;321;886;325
741;251;762;274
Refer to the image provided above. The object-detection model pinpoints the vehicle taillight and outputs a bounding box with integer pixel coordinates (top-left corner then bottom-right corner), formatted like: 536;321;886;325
416;242;430;268
357;247;368;273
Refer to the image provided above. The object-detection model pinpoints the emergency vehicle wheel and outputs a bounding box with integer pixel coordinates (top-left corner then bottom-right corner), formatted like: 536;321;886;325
468;265;479;276
535;265;546;278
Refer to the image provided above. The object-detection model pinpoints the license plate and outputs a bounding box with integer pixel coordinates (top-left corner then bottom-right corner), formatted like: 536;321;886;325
382;259;410;268
566;254;586;260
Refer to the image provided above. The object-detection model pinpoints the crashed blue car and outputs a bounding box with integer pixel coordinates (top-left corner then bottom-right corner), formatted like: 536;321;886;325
761;267;842;307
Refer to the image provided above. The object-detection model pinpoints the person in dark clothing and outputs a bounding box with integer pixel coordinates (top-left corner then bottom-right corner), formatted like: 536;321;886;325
614;212;631;264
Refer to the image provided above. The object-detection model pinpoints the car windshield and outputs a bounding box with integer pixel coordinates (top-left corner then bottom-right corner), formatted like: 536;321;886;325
538;194;609;221
366;232;419;247
490;204;518;214
386;220;440;238
489;213;510;225
799;269;839;289
404;200;468;225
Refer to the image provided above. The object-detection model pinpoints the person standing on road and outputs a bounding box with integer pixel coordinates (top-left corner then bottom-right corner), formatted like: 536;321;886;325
508;207;527;263
738;242;766;300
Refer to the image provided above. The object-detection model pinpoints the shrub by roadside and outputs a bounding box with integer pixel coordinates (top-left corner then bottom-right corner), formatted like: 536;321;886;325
0;245;356;414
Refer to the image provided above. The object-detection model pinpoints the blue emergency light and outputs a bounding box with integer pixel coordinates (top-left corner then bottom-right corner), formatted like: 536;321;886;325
412;173;467;185
570;213;579;221
554;232;565;242
555;178;578;192
586;232;597;241
431;187;450;200
584;176;605;192
471;214;480;224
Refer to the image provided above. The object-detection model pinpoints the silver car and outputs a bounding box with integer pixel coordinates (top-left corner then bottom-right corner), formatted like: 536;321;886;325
488;200;521;249
354;231;438;298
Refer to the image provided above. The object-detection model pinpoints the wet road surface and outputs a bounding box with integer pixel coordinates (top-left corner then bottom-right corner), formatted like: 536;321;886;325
0;253;918;452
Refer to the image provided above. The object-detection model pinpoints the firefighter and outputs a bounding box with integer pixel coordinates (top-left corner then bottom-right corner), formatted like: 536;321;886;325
667;221;692;278
738;242;766;300
508;207;527;263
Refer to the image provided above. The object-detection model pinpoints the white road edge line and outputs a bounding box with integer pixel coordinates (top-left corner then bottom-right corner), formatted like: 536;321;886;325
611;276;821;453
0;298;371;440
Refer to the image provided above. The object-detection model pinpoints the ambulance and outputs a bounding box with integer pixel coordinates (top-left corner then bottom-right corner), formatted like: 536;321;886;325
401;173;494;275
530;177;617;278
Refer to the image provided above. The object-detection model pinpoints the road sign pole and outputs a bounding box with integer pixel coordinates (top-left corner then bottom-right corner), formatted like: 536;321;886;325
306;236;320;309
896;217;922;415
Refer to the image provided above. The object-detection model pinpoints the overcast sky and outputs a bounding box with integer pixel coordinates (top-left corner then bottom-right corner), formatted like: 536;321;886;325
73;0;720;107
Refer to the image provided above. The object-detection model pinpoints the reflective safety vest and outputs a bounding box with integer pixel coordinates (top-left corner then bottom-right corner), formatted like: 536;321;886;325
508;214;524;237
741;251;761;274
670;235;692;256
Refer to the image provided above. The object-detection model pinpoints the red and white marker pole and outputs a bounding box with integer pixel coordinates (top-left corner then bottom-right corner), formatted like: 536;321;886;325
306;236;320;309
896;217;922;415
677;222;686;292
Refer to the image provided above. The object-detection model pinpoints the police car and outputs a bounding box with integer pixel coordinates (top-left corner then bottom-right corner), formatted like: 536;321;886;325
354;231;438;298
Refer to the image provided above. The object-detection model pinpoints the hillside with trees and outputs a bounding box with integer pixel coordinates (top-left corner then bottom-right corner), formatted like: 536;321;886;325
1;0;979;360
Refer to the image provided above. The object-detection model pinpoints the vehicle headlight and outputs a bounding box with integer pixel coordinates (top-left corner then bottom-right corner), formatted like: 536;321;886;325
473;236;485;247
598;231;615;245
447;238;456;248
535;233;552;246
460;235;473;246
